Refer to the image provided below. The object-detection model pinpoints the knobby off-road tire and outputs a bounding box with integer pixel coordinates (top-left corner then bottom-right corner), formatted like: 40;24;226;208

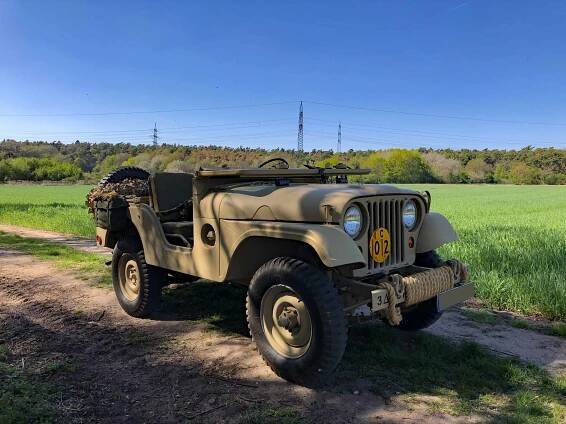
397;250;444;331
98;166;150;186
112;238;166;318
246;257;347;387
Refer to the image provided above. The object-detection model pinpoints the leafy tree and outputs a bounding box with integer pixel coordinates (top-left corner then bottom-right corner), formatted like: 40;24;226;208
382;150;436;183
1;139;564;185
464;158;492;183
509;161;540;185
423;152;462;183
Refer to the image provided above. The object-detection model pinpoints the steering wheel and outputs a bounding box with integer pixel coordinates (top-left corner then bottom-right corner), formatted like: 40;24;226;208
258;157;289;169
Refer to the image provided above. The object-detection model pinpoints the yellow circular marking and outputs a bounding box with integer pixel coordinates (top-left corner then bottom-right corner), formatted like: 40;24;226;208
369;227;391;263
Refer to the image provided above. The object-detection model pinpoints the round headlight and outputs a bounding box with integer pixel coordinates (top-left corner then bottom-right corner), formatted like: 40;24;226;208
343;205;363;238
402;200;418;230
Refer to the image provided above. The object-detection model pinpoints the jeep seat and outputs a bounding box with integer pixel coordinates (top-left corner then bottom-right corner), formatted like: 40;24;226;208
162;221;194;247
149;172;193;222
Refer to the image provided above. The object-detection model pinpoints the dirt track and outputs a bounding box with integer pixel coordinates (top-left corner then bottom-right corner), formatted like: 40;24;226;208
1;248;564;423
0;224;110;255
0;250;451;423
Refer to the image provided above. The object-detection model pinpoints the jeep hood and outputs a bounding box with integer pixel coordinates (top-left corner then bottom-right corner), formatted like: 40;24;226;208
216;183;421;223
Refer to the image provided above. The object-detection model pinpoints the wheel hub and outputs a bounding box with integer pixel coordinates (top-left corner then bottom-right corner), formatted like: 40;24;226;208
260;285;312;358
277;306;300;332
119;257;141;302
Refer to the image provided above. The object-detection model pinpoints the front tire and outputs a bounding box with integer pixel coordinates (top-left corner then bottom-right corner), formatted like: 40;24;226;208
112;238;166;318
397;250;444;331
246;258;347;387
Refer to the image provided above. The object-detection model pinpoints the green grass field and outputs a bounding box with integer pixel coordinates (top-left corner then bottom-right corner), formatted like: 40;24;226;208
405;185;566;320
0;183;564;320
0;184;94;236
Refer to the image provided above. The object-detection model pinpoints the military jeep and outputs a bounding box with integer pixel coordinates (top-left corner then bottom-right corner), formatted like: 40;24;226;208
92;158;473;386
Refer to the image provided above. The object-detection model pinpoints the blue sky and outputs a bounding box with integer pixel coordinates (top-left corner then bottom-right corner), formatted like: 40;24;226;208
1;0;565;151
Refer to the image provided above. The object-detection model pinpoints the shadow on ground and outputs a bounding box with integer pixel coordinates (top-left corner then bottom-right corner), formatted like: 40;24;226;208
157;279;565;422
157;281;248;335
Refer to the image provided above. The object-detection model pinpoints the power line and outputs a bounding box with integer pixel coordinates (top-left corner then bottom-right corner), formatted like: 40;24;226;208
85;130;295;144
2;98;564;148
0;101;299;117
4;119;294;137
307;117;566;146
304;129;563;149
5;120;563;149
305;100;566;127
3;97;565;128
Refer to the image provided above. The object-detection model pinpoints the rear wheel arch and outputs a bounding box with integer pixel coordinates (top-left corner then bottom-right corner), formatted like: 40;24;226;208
101;225;141;250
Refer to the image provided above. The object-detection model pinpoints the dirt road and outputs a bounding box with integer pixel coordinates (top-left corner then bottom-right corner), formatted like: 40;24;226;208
0;224;110;255
1;249;564;423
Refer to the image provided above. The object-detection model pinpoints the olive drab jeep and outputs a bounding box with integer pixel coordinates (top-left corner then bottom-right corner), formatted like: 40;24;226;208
90;158;473;387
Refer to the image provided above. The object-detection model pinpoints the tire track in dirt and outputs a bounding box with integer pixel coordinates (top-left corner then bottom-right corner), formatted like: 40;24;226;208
1;249;465;423
0;224;111;255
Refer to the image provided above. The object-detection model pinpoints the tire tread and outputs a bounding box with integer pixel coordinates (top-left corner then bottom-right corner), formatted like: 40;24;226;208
112;237;164;318
98;166;149;187
246;257;347;387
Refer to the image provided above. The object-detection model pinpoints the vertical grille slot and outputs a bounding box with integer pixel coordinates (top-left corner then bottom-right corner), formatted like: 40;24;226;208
365;197;406;272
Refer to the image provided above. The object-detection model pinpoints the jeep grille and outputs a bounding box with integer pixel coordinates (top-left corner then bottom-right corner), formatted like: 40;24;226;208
365;198;405;272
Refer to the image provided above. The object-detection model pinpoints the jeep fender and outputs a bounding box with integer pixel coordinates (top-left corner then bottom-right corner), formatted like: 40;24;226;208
416;212;458;253
221;220;366;273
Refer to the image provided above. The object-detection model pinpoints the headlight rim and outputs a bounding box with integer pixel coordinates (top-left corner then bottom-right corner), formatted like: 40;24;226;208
402;199;418;231
343;203;365;239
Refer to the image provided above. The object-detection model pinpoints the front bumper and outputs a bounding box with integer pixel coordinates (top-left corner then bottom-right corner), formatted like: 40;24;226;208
436;283;474;311
370;261;473;313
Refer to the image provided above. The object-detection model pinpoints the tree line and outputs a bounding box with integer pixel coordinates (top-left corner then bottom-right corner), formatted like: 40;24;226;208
0;139;564;184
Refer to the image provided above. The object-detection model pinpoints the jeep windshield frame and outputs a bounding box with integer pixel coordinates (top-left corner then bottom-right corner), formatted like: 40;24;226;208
195;167;370;178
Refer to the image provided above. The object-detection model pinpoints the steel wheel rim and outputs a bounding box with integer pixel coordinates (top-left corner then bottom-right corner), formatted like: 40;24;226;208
119;256;140;302
260;285;312;359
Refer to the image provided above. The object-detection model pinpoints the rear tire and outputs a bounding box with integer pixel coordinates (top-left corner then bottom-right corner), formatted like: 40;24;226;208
246;257;347;387
112;238;165;318
397;250;444;331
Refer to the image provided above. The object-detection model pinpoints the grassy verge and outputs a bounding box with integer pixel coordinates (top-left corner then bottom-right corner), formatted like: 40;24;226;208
0;232;111;286
340;325;566;423
462;308;566;339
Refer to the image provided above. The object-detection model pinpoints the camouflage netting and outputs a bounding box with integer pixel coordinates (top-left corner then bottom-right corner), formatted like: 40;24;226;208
86;178;149;214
